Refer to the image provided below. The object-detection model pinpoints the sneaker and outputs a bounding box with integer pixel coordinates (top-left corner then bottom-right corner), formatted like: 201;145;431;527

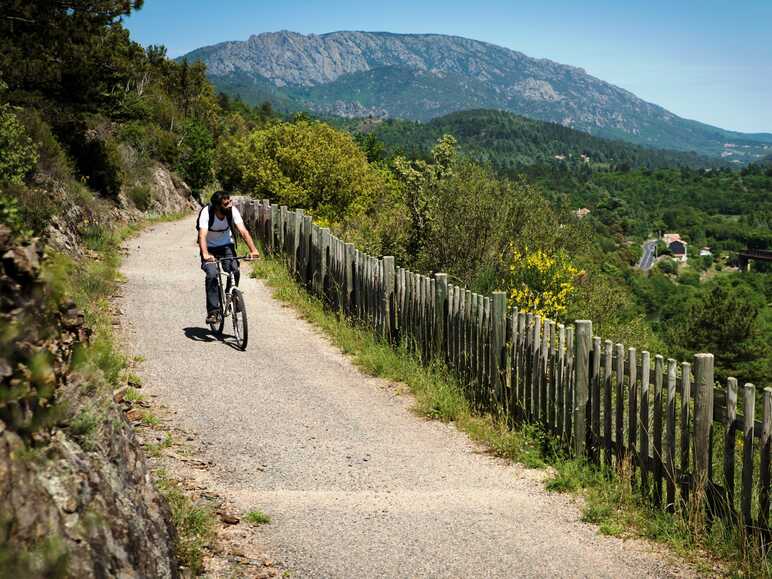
206;311;220;325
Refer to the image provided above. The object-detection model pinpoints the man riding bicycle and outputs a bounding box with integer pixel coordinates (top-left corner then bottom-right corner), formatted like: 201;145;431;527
198;191;260;325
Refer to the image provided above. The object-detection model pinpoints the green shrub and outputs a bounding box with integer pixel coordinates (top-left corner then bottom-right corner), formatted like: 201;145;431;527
0;191;31;237
656;258;677;275
0;102;38;185
15;108;72;182
678;270;700;286
127;184;153;210
64;118;124;199
244;510;271;525
4;182;58;236
118;121;178;165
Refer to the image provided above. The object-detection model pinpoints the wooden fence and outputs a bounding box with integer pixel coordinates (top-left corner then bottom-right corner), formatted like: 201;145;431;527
238;198;771;538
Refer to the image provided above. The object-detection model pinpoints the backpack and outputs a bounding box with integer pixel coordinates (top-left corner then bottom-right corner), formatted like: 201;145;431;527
196;204;238;250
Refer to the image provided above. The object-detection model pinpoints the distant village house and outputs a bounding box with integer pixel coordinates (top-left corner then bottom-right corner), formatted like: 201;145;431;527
699;247;712;257
575;207;591;219
663;233;688;262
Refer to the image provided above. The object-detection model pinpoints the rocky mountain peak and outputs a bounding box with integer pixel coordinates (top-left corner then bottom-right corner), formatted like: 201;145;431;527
181;30;772;159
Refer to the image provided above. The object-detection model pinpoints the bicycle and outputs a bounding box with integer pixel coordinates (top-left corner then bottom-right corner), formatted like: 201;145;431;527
206;255;253;350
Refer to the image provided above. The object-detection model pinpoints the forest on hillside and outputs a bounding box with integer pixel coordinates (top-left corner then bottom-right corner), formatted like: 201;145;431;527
340;110;723;171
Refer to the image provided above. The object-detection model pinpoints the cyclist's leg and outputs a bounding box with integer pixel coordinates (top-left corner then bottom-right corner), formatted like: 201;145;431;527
202;257;220;315
221;244;240;288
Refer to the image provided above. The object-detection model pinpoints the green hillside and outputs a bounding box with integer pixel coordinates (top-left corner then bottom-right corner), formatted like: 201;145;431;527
340;109;724;170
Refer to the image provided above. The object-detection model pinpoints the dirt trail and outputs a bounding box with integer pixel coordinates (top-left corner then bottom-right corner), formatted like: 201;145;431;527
121;216;692;578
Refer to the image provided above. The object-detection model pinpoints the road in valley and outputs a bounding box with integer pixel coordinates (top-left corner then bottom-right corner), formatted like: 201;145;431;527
639;239;658;270
120;217;691;578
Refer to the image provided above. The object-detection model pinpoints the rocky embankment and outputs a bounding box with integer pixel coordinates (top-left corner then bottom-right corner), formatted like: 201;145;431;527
0;166;196;577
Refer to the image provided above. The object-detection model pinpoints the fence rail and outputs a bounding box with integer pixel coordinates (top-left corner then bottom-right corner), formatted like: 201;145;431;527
239;198;771;538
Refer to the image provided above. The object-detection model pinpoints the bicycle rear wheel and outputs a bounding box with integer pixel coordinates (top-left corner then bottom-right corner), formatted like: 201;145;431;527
230;289;248;350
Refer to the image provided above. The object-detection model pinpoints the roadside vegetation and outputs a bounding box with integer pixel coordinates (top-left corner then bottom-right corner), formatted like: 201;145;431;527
154;468;218;574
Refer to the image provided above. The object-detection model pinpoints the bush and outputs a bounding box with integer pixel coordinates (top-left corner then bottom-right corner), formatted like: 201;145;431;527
60;117;124;199
3;182;57;236
0;191;31;237
75;134;124;199
0;103;38;185
15;108;72;182
216;120;386;223
678;270;700;287
127;184;152;210
118;121;178;165
656;258;677;275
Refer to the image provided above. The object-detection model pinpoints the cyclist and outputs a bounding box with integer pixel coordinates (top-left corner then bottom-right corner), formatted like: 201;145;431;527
198;191;260;325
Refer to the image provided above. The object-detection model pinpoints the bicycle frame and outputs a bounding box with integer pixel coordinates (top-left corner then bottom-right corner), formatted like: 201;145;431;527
210;256;251;318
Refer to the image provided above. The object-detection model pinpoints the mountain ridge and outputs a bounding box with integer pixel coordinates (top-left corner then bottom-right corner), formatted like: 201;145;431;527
181;30;772;161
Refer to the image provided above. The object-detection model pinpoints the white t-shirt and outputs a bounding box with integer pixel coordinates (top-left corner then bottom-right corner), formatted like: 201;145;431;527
198;206;244;248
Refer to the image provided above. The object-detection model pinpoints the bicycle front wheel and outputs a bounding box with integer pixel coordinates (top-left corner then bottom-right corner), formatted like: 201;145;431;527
230;289;248;350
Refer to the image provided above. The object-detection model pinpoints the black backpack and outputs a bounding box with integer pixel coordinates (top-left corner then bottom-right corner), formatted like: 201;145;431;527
196;204;238;250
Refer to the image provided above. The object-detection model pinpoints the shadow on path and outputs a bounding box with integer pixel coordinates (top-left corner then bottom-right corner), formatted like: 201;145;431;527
183;326;217;342
183;326;243;351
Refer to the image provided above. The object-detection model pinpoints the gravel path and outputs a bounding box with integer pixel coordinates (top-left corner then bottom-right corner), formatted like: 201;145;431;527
121;217;691;578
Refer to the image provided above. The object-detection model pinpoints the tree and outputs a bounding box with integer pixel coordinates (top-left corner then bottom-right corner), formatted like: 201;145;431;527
177;120;214;192
1;1;145;108
671;283;767;385
216;120;388;223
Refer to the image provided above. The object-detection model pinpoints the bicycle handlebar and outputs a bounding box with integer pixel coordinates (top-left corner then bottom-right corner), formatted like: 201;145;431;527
208;255;257;262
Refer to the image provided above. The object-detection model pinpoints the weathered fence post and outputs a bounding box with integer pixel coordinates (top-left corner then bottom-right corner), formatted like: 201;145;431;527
693;353;714;510
269;204;278;254
491;292;507;412
382;256;395;341
573;320;592;457
320;228;330;300
760;388;772;535
666;358;678;512
434;274;448;359
723;377;738;518
640;351;651;497
279;205;288;255
604;340;614;468
293;210;303;276
344;243;355;315
742;383;755;527
591;336;601;461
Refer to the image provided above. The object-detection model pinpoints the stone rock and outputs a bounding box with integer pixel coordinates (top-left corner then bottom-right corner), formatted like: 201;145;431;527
126;408;144;422
220;513;240;525
113;386;129;403
3;243;41;279
148;165;198;214
0;224;11;249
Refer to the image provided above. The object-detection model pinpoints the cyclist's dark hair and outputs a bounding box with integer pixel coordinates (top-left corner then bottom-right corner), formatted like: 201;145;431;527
210;190;230;208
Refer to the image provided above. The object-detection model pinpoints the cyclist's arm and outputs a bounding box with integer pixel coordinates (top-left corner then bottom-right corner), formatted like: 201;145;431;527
236;223;260;257
198;229;214;261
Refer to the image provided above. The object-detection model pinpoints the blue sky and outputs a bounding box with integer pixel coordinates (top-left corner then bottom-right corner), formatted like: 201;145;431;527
125;0;772;133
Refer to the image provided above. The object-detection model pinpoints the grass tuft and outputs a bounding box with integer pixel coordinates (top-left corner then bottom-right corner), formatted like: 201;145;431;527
124;386;144;403
154;469;217;574
244;510;271;525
